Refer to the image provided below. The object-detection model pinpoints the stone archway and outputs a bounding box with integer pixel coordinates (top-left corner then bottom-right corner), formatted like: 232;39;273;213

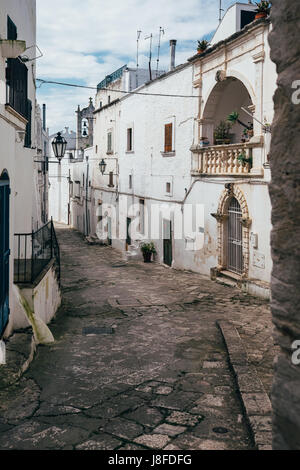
213;184;251;278
200;77;254;146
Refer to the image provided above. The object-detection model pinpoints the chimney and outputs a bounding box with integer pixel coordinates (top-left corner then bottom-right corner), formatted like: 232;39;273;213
169;39;177;71
42;104;46;131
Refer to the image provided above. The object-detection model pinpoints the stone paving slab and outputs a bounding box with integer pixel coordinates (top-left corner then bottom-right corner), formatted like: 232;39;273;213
0;227;276;450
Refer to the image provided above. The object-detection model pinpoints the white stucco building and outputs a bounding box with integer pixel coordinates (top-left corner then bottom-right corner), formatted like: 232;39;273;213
69;2;276;298
0;0;61;346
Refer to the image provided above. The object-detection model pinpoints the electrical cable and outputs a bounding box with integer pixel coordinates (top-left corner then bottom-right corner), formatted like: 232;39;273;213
36;78;198;99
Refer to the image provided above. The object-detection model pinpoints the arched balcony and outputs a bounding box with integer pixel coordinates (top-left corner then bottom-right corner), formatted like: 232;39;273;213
191;76;264;176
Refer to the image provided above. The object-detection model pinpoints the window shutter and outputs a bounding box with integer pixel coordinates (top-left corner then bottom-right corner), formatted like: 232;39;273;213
164;123;172;152
7;58;28;118
109;172;114;187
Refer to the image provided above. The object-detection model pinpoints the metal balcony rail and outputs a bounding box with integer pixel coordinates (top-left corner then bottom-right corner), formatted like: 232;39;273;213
14;219;60;285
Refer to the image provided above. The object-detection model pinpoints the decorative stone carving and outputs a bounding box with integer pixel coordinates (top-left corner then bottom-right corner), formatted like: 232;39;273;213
211;212;228;222
240;217;252;228
215;70;226;82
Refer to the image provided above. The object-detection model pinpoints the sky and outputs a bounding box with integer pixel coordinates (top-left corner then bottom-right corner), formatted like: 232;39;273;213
36;0;251;135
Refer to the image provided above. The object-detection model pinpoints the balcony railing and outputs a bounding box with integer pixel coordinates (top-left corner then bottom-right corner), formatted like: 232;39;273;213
191;143;253;176
14;220;60;285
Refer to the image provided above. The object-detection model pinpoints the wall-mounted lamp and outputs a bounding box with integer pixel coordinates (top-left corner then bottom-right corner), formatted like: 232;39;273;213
52;132;67;164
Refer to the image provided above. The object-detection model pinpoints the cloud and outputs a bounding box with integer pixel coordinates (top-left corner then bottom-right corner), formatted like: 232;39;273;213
37;0;250;133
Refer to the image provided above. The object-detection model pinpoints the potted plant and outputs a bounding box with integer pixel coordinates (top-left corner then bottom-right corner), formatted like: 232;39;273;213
214;120;232;145
197;40;209;54
140;242;156;263
255;1;271;20
199;136;210;147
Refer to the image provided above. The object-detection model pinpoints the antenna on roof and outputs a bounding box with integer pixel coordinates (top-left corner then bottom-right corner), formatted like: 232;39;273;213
156;27;165;78
219;0;224;24
136;30;142;88
145;33;153;81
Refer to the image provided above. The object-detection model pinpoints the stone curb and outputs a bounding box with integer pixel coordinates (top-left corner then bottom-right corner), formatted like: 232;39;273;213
217;320;272;450
0;330;36;390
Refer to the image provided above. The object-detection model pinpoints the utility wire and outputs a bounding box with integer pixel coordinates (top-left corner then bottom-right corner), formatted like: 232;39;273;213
36;78;198;99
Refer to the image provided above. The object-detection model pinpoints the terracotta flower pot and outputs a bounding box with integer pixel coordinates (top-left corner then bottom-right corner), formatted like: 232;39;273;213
255;12;268;19
197;49;204;54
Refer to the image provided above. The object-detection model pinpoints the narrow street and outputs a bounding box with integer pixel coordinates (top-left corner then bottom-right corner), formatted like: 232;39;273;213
0;227;272;450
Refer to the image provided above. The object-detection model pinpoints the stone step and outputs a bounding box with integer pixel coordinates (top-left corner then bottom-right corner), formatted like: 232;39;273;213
216;275;237;288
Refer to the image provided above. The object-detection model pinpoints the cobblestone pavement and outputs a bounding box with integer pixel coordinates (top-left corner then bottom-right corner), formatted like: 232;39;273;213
0;227;275;450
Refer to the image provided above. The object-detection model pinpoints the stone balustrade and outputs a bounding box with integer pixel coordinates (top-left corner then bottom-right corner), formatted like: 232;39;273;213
191;143;253;176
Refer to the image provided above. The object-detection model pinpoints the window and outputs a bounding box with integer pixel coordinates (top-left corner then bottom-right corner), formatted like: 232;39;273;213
139;199;145;234
164;123;173;152
127;128;133;152
107;131;112;153
6;58;28;118
166;182;171;193
95;145;98;154
108;95;111;104
129;174;132;189
108;171;114;187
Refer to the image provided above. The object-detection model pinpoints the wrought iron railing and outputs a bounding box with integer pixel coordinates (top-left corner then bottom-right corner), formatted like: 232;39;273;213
14;220;60;285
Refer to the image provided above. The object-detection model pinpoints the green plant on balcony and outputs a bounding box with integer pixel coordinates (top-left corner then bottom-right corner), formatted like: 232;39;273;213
214;120;232;145
227;111;253;131
237;151;252;167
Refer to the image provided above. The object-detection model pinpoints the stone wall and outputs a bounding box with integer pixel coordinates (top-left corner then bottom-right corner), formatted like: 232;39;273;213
268;0;300;449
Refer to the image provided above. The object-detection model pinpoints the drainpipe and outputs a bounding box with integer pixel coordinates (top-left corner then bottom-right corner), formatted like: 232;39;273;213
169;40;177;71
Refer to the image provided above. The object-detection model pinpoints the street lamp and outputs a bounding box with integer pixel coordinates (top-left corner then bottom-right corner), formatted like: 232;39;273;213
99;159;107;175
52;132;67;163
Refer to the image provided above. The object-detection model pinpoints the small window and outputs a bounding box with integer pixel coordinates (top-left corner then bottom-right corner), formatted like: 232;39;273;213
95;145;98;154
100;101;102;108
129;174;132;189
127;128;133;151
107;131;112;152
108;171;114;187
164;123;173;153
108;96;111;104
166;182;171;193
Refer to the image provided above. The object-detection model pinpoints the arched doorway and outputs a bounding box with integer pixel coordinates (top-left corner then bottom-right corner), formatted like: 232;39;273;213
214;185;251;278
0;171;10;338
227;197;243;275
